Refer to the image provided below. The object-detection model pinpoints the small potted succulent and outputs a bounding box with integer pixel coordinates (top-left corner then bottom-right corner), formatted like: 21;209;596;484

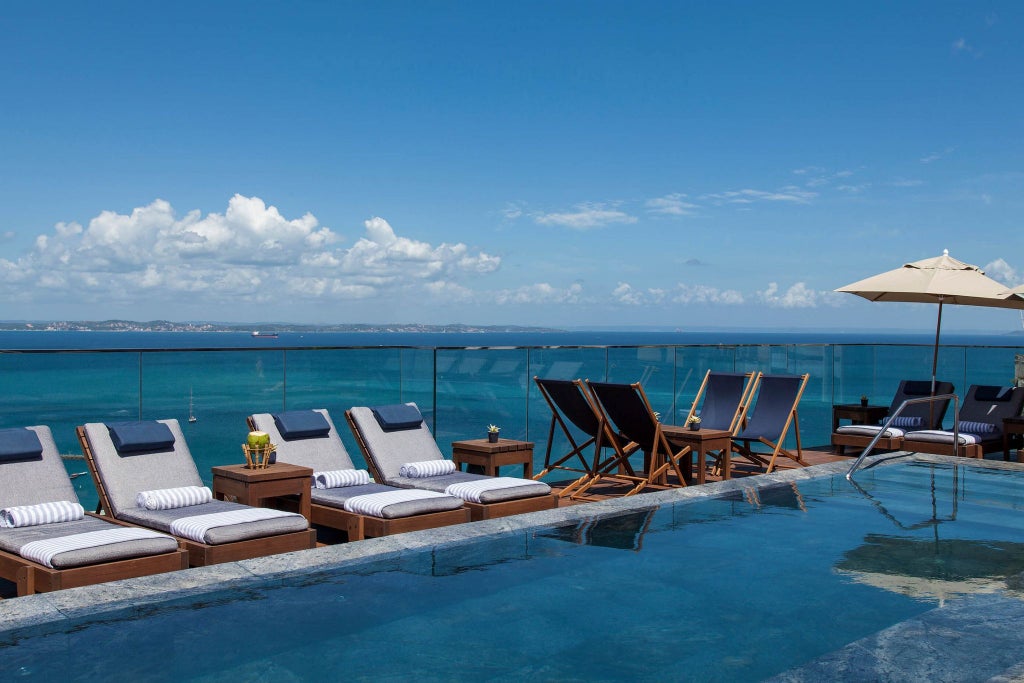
487;424;501;443
860;394;869;407
687;415;701;431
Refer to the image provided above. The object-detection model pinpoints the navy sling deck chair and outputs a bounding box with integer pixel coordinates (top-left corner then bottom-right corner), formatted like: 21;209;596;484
684;371;760;476
831;379;955;455
581;381;692;496
731;373;810;474
533;377;640;499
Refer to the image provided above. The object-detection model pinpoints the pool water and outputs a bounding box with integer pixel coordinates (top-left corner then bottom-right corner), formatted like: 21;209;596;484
4;461;1024;681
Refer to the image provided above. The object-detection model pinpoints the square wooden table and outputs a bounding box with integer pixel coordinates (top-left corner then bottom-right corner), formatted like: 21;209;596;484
451;438;534;478
212;462;313;521
661;425;733;484
1003;417;1024;462
832;404;889;432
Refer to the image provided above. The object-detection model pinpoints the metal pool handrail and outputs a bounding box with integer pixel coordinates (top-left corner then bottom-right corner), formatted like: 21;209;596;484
846;393;960;480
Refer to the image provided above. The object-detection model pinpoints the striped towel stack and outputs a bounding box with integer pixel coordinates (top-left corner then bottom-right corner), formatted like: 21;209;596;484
445;477;532;503
0;500;85;528
136;486;213;510
20;527;167;568
399;460;456;478
344;489;450;517
313;469;371;489
169;508;299;543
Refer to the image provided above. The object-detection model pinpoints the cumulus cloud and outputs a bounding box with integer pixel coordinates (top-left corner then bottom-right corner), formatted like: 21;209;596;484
0;195;500;307
758;282;842;308
645;193;698;216
984;258;1018;285
534;203;637;230
494;282;583;305
671;284;744;305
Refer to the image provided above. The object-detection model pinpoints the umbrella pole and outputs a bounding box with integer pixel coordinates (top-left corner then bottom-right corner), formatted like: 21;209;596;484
931;298;944;395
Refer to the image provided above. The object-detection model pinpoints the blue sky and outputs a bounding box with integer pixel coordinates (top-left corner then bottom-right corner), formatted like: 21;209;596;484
1;1;1022;331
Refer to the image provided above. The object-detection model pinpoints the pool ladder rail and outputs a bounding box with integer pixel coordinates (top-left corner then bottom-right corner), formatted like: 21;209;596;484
846;393;960;480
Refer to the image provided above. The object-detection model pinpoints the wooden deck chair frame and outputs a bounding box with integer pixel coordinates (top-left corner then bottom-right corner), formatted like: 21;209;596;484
580;380;692;497
0;512;188;597
77;426;317;567
683;370;760;477
730;373;810;474
246;416;470;540
343;409;558;522
533;377;639;499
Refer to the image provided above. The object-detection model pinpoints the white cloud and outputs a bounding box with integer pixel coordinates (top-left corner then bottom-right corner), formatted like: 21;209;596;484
758;282;842;308
534;203;637;230
984;258;1018;285
952;38;981;57
494;282;583;305
645;193;698;216
700;188;817;205
671;284;744;305
611;282;647;305
0;195;501;307
920;147;954;164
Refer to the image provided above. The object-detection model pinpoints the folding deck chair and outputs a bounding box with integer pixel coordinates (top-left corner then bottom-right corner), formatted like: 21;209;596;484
345;404;558;521
248;409;469;540
831;379;955;455
582;381;692;495
78;419;316;566
533;377;640;499
0;425;186;596
684;370;760;477
900;385;1024;458
731;373;810;474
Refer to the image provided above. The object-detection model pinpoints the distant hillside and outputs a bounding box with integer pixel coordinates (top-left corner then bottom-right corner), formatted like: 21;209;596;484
0;320;564;333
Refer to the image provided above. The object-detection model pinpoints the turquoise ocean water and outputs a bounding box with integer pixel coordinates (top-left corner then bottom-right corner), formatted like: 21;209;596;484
1;329;1022;512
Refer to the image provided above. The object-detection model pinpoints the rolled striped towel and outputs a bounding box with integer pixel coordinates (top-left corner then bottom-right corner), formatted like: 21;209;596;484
136;486;213;510
344;489;451;517
0;500;85;528
445;477;534;503
314;469;371;489
20;526;168;568
906;429;979;445
835;424;906;438
170;507;300;543
399;460;456;478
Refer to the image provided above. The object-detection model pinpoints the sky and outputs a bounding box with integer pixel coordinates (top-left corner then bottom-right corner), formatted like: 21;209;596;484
1;1;1023;332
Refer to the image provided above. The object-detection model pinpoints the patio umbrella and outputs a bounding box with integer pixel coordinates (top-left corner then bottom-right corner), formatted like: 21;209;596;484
836;249;1024;394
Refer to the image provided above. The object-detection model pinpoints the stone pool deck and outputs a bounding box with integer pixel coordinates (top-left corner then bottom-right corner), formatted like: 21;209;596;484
3;452;1024;681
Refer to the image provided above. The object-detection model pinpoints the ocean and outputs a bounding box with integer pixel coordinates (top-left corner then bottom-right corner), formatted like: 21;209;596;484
1;329;1022;513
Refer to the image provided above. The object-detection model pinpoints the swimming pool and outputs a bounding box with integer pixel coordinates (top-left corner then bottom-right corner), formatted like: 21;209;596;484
3;457;1024;681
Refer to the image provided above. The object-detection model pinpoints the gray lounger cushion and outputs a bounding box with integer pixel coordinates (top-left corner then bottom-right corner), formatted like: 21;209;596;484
0;427;78;508
311;482;464;519
348;405;551;502
0;516;178;569
118;499;308;545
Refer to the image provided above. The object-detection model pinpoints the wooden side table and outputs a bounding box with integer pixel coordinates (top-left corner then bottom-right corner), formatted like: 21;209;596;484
1003;417;1024;462
451;439;534;478
661;425;733;484
212;462;313;522
832;404;889;432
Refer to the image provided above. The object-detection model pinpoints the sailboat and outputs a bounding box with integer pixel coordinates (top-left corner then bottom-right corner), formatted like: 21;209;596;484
188;387;198;423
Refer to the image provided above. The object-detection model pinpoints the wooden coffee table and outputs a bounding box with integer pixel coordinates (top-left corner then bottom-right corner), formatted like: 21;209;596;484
661;425;733;484
1003;417;1024;462
451;438;534;478
212;462;313;521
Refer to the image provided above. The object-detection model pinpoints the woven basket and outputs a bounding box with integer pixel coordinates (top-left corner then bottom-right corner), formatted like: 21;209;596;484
242;443;276;469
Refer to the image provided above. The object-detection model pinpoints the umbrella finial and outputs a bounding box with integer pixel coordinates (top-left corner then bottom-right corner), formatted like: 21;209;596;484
943;248;949;256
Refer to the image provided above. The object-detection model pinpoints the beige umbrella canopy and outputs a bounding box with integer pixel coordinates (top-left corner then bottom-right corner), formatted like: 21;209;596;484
836;249;1024;392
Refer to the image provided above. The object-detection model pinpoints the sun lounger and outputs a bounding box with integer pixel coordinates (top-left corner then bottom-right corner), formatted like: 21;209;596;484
533;377;640;499
831;380;955;455
345;404;557;521
731;373;810;474
77;419;316;566
582;381;692;495
248;409;469;540
0;425;186;596
900;385;1024;458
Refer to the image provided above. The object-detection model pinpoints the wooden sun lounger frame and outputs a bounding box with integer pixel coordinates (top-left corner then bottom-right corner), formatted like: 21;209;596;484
730;373;810;474
246;417;471;540
0;513;188;597
344;410;558;522
77;426;317;567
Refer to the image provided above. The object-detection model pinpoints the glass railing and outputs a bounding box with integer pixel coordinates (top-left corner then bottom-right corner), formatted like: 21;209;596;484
1;342;1021;512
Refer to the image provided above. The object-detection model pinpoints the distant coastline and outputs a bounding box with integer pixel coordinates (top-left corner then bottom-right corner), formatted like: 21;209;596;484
0;320;563;334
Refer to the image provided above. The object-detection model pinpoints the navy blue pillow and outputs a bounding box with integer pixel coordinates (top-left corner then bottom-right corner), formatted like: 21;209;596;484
107;421;175;454
371;404;423;432
974;386;1013;402
902;381;933;397
0;428;44;463
273;410;331;440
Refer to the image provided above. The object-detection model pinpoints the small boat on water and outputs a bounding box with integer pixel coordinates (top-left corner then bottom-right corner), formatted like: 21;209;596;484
251;331;279;338
188;387;197;423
